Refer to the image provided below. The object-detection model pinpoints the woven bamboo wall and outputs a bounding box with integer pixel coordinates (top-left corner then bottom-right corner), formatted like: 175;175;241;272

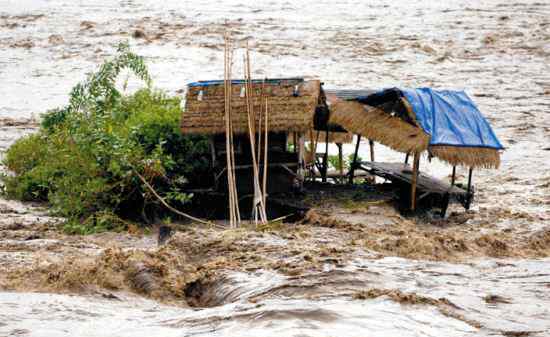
182;80;321;135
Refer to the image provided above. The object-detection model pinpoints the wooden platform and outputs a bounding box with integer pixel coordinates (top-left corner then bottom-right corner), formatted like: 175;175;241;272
355;161;473;215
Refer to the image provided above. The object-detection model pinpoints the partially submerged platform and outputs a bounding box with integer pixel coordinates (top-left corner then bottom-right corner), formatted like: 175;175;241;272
354;161;473;216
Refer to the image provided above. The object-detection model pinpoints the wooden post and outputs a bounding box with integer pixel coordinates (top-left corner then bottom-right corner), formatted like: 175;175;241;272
349;135;361;184
322;129;329;182
297;133;305;189
410;152;420;211
451;166;456;186
368;139;375;184
337;143;343;182
466;167;474;209
369;139;375;162
467;167;473;194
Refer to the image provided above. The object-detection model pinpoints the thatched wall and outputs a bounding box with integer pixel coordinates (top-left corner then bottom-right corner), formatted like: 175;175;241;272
182;80;320;135
329;101;430;153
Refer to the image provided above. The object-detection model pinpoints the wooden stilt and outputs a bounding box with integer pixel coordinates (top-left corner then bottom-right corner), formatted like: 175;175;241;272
314;130;321;180
410;152;420;211
349;135;361;184
337;143;343;182
297;133;305;189
315;130;320;147
368;139;375;184
465;167;474;209
306;129;316;181
467;167;473;192
369;139;375;162
322;129;329;183
451;166;456;186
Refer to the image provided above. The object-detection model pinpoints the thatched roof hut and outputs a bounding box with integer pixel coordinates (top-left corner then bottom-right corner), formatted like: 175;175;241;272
182;78;321;135
327;88;503;169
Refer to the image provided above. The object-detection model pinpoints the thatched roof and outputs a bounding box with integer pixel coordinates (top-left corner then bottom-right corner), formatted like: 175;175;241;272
329;100;430;153
182;79;321;135
429;146;500;169
329;100;501;169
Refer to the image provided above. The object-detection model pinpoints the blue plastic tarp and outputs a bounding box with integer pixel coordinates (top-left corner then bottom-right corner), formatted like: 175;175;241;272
187;78;304;87
400;88;503;149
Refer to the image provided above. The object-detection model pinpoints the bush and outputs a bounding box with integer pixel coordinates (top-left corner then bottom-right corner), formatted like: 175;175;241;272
327;153;363;171
1;43;210;234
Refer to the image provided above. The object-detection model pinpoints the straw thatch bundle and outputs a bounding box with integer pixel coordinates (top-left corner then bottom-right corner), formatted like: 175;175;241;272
182;80;321;135
429;145;500;169
329;101;430;153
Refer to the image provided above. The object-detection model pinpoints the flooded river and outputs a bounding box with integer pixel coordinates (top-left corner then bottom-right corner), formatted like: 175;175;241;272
1;0;549;336
2;256;550;336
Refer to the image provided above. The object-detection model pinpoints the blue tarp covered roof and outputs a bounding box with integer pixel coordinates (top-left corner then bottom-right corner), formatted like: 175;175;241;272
366;88;504;150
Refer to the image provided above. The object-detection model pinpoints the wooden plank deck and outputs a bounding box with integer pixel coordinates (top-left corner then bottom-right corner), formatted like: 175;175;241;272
356;161;467;198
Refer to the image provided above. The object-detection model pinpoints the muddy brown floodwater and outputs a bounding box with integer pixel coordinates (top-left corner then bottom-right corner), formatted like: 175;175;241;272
1;0;549;336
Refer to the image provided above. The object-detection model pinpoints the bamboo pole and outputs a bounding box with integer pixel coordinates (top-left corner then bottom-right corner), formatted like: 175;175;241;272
223;35;234;227
262;97;269;207
223;34;240;227
257;79;264;169
228;45;241;225
244;43;267;223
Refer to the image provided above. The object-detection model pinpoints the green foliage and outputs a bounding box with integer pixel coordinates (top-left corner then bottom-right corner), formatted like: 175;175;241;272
327;154;346;171
327;153;363;171
2;42;209;234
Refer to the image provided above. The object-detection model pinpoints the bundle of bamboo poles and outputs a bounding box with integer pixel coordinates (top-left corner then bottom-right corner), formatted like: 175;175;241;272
243;41;268;224
224;34;241;228
222;36;269;226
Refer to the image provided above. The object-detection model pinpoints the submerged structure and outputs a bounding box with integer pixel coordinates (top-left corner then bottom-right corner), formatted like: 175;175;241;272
327;87;504;215
181;79;503;218
182;78;325;196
